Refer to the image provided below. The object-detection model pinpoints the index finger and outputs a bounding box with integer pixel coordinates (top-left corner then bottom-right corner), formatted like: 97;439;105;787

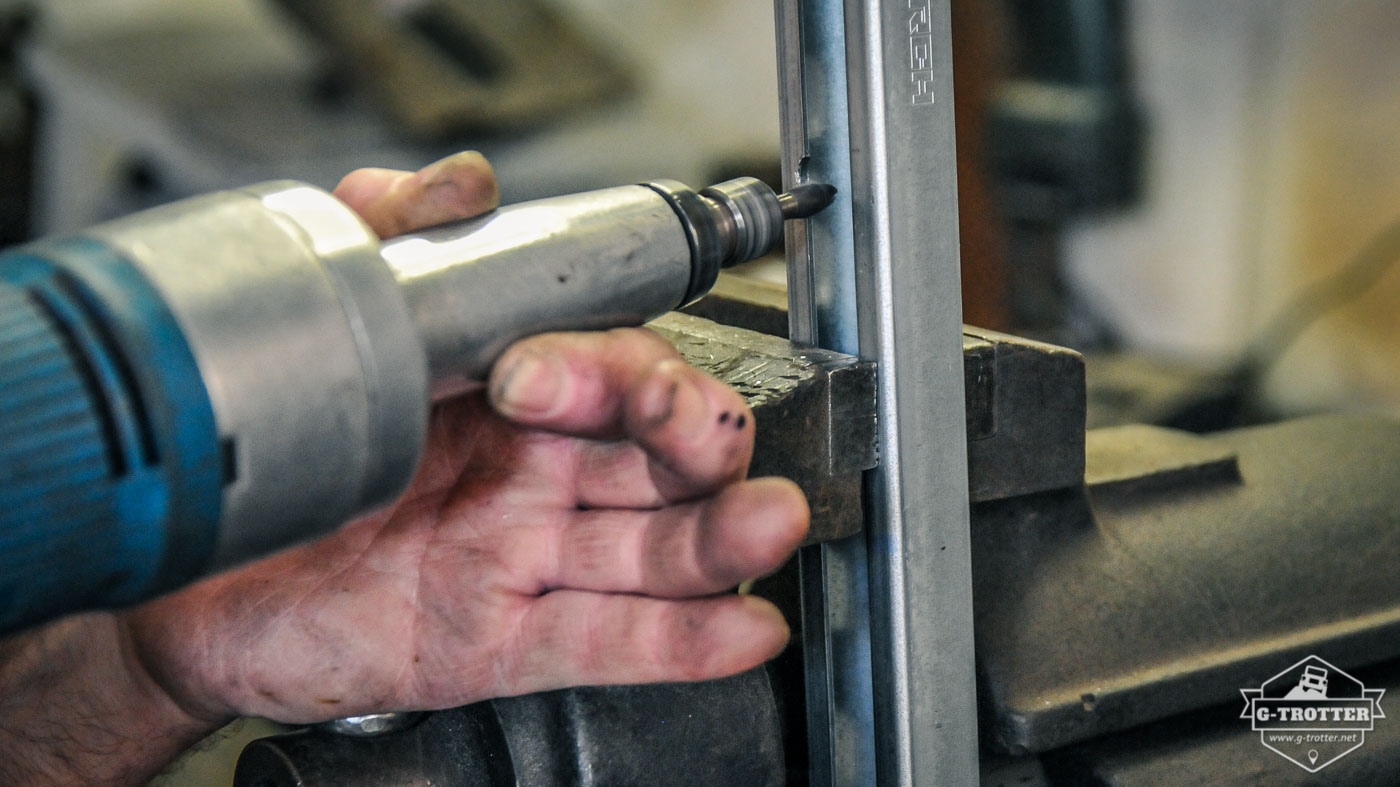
488;328;755;504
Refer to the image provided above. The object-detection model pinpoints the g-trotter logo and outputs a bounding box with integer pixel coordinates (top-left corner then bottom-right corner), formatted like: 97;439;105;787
1240;656;1385;772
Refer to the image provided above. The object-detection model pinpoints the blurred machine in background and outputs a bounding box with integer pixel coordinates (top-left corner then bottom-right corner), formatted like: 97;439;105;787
1059;0;1400;421
989;0;1143;347
14;0;1400;425
269;0;631;139
17;0;783;235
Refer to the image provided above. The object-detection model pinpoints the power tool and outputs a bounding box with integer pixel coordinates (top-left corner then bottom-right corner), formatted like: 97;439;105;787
0;175;835;632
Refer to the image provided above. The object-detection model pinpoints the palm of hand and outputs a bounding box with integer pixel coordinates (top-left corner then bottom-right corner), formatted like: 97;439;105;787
128;347;803;725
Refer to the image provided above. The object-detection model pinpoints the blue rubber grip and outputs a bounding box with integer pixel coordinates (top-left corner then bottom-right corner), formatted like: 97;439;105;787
0;239;221;633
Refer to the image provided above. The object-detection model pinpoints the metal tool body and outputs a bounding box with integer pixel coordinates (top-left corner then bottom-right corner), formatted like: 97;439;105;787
0;176;832;631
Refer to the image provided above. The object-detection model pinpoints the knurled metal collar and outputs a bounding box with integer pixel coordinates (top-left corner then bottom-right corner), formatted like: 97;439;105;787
642;180;726;305
700;177;784;266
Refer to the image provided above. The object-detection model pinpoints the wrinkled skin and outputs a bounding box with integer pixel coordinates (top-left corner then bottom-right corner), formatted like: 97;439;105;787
0;152;808;785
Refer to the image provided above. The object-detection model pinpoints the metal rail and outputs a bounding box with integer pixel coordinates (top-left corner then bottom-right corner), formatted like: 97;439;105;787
774;0;979;784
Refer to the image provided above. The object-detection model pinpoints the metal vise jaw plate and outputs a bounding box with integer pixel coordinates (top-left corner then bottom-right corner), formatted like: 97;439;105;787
963;326;1085;502
685;275;1087;504
648;312;876;544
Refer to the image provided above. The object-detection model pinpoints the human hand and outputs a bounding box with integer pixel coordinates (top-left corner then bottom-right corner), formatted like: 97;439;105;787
122;152;810;725
1;152;807;786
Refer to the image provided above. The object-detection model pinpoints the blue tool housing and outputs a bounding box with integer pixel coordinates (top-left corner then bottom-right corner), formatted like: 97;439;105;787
0;237;221;632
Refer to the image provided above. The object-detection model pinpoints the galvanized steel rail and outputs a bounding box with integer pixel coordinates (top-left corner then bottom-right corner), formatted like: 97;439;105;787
774;0;979;784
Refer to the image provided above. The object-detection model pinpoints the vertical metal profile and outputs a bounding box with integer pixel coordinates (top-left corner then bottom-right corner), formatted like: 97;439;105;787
776;0;978;784
776;0;860;354
775;2;878;785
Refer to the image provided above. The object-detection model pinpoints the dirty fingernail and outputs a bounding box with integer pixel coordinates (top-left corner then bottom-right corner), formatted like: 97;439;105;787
494;353;564;415
638;364;710;441
418;152;467;185
667;375;710;442
639;372;680;426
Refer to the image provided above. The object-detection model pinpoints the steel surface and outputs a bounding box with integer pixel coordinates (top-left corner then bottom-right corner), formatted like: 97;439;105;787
775;0;978;783
843;1;979;780
774;0;876;783
977;415;1400;754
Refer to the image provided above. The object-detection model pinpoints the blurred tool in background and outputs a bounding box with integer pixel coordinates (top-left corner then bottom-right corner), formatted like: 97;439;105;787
270;0;630;140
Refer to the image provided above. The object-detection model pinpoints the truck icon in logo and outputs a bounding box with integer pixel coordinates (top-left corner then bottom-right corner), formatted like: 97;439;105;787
1285;665;1330;700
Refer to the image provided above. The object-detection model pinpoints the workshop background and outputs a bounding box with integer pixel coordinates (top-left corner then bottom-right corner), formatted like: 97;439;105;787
8;0;1400;423
6;0;1400;783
